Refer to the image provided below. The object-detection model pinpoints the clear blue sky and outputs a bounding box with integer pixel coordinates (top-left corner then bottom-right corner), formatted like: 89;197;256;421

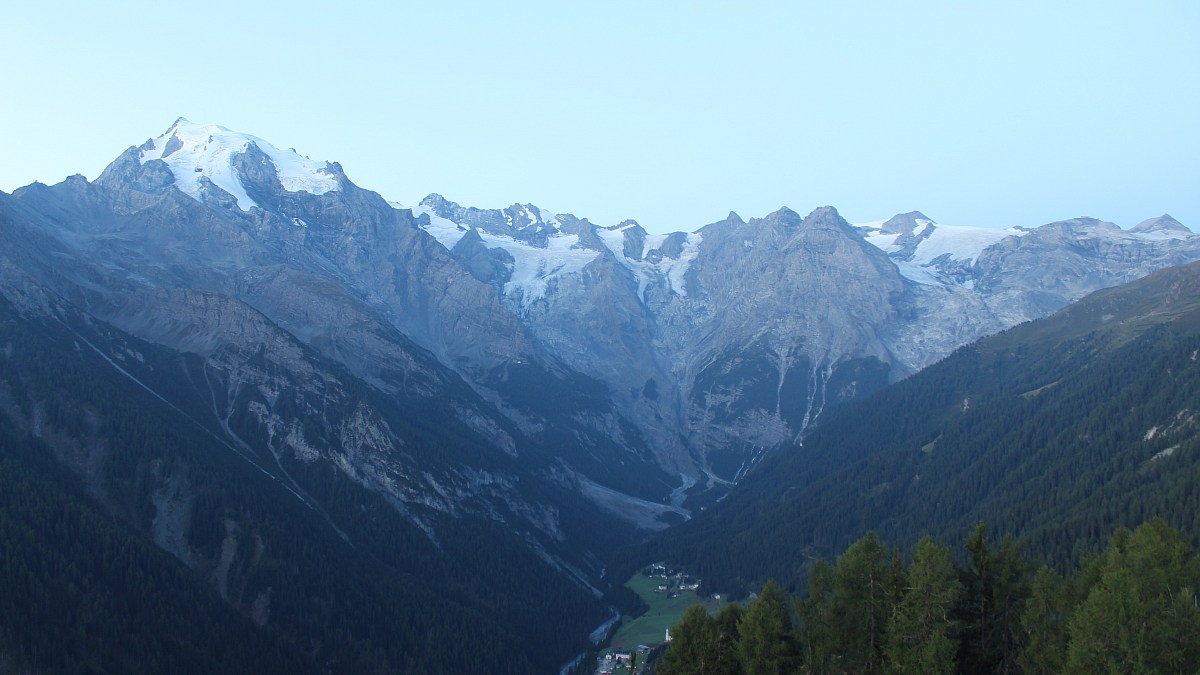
2;1;1197;233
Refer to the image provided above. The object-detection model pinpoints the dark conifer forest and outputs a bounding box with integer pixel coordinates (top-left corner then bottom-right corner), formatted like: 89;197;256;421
655;520;1200;674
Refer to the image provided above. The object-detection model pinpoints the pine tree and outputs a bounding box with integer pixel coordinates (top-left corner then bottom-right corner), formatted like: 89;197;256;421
796;559;834;673
737;579;795;675
958;522;1032;674
660;604;718;675
1017;562;1065;672
711;604;745;675
886;536;961;674
828;531;892;673
1064;519;1200;673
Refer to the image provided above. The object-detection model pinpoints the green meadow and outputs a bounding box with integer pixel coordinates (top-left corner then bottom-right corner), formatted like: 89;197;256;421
606;569;730;652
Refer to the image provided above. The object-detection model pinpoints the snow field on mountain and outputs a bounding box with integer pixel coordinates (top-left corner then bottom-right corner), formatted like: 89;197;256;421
408;202;603;307
501;232;604;307
408;204;470;249
861;220;1026;285
595;226;703;300
138;118;338;211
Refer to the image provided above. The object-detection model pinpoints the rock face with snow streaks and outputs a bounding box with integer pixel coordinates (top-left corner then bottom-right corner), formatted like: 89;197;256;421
7;118;1200;506
410;186;1200;485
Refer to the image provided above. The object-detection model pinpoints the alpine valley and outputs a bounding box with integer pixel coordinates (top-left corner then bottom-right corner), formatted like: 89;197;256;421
1;119;1198;673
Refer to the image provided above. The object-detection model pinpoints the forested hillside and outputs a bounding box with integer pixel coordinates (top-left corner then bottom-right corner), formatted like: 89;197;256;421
0;295;606;674
644;261;1200;595
655;520;1200;674
0;420;320;674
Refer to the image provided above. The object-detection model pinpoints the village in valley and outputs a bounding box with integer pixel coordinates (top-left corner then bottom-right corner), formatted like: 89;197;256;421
593;563;728;675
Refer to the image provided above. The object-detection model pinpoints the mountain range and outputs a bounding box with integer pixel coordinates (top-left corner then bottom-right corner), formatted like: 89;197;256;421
1;118;1198;672
410;190;1199;489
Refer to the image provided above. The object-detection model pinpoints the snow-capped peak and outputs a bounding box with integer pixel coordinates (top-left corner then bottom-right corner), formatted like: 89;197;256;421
858;212;1026;286
138;118;339;211
400;195;703;308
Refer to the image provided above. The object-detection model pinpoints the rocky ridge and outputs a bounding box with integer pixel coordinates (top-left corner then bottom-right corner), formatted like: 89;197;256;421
412;190;1198;487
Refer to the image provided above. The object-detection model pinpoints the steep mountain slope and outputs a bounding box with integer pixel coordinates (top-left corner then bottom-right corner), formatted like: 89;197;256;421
411;194;1199;489
3;119;677;517
0;420;321;675
645;261;1200;594
0;280;613;673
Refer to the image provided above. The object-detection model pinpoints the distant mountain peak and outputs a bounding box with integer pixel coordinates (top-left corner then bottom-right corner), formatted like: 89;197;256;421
420;192;454;209
803;205;844;223
133;119;340;211
1132;214;1192;235
417;194;561;236
763;206;804;227
880;211;933;235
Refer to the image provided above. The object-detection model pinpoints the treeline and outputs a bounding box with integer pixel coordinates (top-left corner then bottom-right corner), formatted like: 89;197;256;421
656;520;1200;674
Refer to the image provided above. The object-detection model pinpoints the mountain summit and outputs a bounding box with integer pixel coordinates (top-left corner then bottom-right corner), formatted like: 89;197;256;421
1132;213;1191;236
99;118;341;211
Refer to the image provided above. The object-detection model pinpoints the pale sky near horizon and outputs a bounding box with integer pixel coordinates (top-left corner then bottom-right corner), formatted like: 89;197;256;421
2;1;1197;233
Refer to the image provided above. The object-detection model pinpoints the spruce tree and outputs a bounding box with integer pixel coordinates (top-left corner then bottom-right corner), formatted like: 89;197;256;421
886;536;961;674
797;559;834;673
737;579;795;675
1018;566;1067;675
828;531;891;673
711;604;745;675
959;522;1032;674
1064;519;1200;673
660;604;717;675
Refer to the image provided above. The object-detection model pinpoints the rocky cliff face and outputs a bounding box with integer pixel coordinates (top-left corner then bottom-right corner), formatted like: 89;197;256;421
969;217;1200;325
411;187;1200;487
